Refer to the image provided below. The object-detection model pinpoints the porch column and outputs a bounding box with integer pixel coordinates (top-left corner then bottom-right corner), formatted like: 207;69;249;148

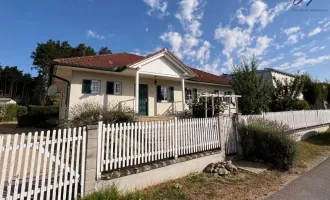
181;78;185;112
135;70;139;114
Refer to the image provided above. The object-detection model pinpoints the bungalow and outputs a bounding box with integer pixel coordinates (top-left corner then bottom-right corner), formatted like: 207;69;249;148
50;48;233;119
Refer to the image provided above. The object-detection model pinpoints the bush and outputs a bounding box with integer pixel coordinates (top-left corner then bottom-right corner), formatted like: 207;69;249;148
239;117;298;170
17;105;59;128
190;98;229;118
0;104;18;122
60;102;134;128
292;100;310;110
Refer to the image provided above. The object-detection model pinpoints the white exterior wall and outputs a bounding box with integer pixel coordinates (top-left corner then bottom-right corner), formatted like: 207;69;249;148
66;70;233;117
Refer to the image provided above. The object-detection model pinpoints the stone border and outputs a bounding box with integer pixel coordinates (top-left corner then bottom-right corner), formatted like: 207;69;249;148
101;150;222;180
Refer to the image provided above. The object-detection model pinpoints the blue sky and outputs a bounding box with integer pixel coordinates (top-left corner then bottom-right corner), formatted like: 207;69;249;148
0;0;329;80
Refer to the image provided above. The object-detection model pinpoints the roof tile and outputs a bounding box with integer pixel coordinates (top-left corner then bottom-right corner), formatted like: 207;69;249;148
53;51;231;85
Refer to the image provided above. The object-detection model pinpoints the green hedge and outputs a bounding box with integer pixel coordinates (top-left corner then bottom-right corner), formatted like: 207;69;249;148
0;104;18;122
239;117;298;170
17;105;59;128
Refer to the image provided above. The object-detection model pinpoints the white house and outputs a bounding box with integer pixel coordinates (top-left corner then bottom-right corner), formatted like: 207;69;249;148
0;98;16;104
51;48;234;119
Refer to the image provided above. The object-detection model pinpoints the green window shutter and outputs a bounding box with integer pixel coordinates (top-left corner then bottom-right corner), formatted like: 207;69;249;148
169;87;174;103
193;88;198;101
185;88;188;101
157;86;162;102
82;80;91;94
106;82;114;94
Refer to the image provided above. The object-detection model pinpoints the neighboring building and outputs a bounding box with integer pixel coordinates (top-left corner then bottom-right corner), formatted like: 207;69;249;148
256;68;297;87
0;98;16;104
51;48;234;119
223;68;303;100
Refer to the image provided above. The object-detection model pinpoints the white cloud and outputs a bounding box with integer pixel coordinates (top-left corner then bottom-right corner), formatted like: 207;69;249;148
282;26;305;44
259;56;284;68
143;0;169;18
86;30;105;40
283;26;300;35
309;46;326;53
292;52;306;57
146;28;149;32
160;0;211;65
318;17;329;24
159;31;184;57
236;0;291;29
214;25;251;58
198;58;222;75
245;35;273;57
196;41;211;65
279;54;330;70
308;27;322;37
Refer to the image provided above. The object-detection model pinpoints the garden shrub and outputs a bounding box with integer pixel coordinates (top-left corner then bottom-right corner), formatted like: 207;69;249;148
17;105;59;128
239;117;298;170
0;104;18;122
292;100;310;110
60;102;134;128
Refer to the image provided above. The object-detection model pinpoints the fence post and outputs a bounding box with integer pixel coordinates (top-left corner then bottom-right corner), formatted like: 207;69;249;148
174;117;178;159
217;115;226;160
84;123;101;195
304;110;307;129
292;110;295;130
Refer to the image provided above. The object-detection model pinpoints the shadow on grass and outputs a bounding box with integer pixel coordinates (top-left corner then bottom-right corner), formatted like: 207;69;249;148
303;130;330;146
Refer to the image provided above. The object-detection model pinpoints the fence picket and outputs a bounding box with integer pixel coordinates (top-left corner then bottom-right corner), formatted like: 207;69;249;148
58;129;67;199
129;123;133;166
6;134;18;199
74;127;82;199
40;130;51;200
13;133;25;200
105;124;110;171
68;128;77;200
0;135;11;199
122;123;126;168
110;124;115;170
141;122;145;163
52;129;62;200
126;123;130;167
26;132;38;199
114;123;119;169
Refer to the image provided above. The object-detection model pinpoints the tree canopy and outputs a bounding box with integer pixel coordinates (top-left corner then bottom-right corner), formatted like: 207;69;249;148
98;46;112;55
231;57;272;115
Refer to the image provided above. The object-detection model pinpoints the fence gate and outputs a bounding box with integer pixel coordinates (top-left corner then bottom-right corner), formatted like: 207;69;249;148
0;127;86;200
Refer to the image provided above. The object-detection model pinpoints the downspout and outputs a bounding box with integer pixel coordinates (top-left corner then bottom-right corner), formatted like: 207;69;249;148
50;65;71;119
52;75;71;108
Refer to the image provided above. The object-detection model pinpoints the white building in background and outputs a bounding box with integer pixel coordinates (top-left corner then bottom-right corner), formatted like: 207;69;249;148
0;98;16;104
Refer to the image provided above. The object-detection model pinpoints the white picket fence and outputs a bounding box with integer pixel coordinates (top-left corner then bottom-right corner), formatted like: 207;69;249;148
98;117;222;174
0;128;86;200
248;110;330;130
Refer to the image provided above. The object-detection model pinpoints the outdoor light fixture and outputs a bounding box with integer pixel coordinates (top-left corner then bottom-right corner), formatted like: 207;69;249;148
154;76;158;85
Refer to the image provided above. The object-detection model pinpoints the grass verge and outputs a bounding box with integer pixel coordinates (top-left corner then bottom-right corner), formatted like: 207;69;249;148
82;130;330;200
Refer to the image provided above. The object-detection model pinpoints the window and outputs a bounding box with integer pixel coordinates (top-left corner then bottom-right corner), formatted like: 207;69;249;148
157;86;174;102
107;81;122;95
185;88;192;101
185;88;198;102
82;79;100;94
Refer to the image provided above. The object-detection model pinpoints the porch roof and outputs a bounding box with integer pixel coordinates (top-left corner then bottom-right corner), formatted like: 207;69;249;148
53;48;231;85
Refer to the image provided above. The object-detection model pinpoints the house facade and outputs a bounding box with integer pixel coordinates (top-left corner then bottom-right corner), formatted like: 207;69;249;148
51;48;233;119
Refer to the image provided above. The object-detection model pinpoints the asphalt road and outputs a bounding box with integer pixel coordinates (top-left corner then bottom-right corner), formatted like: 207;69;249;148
268;157;330;200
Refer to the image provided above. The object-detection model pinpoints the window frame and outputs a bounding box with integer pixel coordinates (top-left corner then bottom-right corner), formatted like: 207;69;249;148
91;80;100;94
106;81;122;95
114;82;122;95
160;86;169;102
185;88;193;102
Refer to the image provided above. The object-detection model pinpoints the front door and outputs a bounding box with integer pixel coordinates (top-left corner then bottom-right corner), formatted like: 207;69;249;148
139;84;148;116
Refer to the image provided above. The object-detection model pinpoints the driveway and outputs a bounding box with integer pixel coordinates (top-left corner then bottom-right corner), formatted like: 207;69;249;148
268;157;330;200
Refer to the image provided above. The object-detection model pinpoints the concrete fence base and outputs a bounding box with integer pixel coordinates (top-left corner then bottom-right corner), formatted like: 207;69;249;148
95;151;225;192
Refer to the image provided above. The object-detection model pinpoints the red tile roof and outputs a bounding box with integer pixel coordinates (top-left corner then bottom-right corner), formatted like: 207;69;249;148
53;50;231;85
53;53;144;70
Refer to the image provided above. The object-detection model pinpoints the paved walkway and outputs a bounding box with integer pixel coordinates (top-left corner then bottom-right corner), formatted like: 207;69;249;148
268;157;330;200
